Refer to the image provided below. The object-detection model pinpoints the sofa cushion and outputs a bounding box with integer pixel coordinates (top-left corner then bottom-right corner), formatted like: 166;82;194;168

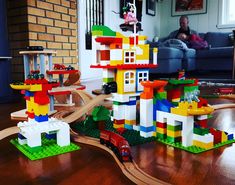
184;48;196;58
158;47;183;59
196;47;233;58
205;32;233;47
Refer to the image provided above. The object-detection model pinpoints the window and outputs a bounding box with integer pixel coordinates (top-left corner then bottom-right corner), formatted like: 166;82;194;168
124;51;135;64
217;0;235;28
86;0;104;49
138;71;148;83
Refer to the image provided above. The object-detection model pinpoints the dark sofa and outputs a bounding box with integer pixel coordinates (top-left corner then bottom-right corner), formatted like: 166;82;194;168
149;32;234;74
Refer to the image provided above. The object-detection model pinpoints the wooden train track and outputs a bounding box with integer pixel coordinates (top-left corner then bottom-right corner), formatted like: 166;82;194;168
71;131;169;185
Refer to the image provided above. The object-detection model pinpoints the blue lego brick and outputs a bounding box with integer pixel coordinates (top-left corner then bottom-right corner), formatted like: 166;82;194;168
127;100;136;105
140;125;155;132
153;104;157;121
124;124;133;130
18;133;26;139
156;99;173;112
25;90;34;97
228;134;234;140
35;114;49;122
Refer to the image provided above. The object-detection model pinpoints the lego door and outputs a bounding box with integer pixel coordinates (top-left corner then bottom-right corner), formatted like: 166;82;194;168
136;70;149;92
124;71;136;92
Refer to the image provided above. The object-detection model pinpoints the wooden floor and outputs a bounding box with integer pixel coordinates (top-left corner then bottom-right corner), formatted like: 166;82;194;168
0;87;235;185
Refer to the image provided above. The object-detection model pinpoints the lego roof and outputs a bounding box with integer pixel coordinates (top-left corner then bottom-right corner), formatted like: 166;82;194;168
95;37;122;45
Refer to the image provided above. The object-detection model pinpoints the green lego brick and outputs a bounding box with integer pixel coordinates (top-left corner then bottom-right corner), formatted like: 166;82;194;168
166;136;181;143
154;92;167;101
92;25;116;36
91;30;103;36
193;127;209;135
103;78;114;83
113;101;126;105
156;138;235;154
167;124;182;131
168;79;195;85
184;85;198;92
157;133;166;139
11;136;80;160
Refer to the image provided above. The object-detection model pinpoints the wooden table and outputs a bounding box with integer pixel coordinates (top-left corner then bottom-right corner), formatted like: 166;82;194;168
0;88;235;185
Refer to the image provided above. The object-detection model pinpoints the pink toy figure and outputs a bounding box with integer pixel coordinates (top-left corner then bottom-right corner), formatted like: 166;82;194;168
124;4;138;25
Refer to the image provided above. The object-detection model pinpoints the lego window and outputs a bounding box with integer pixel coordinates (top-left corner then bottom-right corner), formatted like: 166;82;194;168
138;71;148;83
124;71;135;84
124;51;135;64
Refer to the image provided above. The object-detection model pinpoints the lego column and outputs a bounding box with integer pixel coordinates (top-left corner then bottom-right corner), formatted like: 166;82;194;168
139;82;154;138
124;97;137;130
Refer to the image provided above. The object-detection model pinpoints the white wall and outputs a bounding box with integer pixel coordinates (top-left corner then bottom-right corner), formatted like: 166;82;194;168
105;0;160;41
159;0;234;37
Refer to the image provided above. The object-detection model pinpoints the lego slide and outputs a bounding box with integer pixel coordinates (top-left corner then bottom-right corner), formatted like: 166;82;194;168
0;126;20;140
62;94;112;124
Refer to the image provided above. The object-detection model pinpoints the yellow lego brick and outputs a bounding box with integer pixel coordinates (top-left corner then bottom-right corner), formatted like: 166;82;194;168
135;45;149;61
33;104;49;116
110;60;123;66
221;132;228;143
125;120;136;125
193;140;213;149
113;124;124;129
157;127;167;134
152;132;157;137
92;30;103;36
29;84;42;91
138;35;147;41
171;101;198;116
153;48;158;53
167;130;181;138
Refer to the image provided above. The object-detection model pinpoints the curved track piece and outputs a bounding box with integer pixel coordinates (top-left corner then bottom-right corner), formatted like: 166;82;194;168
71;132;170;185
62;94;112;124
212;103;235;110
0;126;20;140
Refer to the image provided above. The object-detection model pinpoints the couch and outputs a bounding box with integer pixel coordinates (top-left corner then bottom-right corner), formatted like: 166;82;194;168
148;32;234;74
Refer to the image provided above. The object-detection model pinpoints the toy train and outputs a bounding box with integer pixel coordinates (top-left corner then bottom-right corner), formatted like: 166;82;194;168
100;130;132;162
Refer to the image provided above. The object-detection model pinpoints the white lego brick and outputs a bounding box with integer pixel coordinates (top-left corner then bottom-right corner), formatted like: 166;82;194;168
193;133;213;143
125;104;136;120
100;45;110;50
112;93;140;103
113;104;125;120
140;131;153;138
18;138;27;145
196;115;208;120
102;69;115;78
123;44;130;49
110;49;122;60
100;60;110;66
133;125;140;131
136;60;149;64
140;99;153;127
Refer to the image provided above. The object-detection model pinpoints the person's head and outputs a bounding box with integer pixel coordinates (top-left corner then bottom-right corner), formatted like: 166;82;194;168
179;15;189;31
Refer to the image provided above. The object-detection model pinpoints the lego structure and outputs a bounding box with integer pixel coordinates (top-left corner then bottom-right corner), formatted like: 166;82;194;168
90;25;234;152
10;73;79;160
11;50;85;120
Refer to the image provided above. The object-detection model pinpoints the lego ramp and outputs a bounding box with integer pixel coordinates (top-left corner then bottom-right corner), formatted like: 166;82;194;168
0;126;20;140
62;94;112;124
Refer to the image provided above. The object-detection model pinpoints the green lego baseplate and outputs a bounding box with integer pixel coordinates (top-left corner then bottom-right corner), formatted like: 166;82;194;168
156;138;235;154
10;136;80;160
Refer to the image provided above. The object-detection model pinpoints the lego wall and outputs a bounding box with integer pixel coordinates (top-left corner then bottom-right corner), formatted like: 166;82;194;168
7;0;78;81
159;0;234;38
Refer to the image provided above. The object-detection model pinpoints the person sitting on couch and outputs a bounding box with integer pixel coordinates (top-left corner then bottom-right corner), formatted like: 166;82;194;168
166;15;198;44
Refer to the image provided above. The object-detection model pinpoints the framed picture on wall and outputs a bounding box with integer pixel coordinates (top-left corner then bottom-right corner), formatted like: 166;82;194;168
146;0;156;16
171;0;207;16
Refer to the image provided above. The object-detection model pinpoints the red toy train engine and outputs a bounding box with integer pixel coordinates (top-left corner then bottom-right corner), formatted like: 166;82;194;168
100;130;132;162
